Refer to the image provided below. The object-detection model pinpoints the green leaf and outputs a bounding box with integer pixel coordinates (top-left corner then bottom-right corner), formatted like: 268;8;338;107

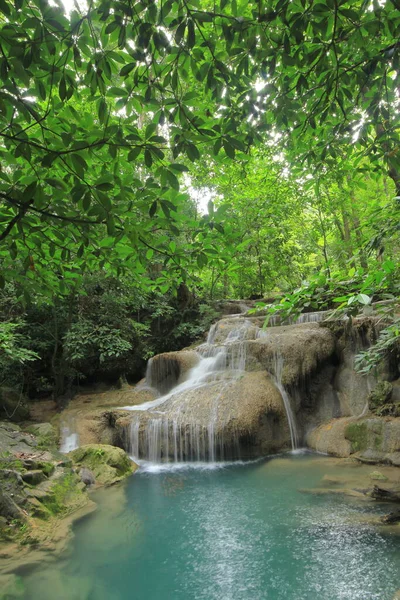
223;139;235;159
149;200;157;217
120;63;135;77
170;163;189;172
128;147;142;161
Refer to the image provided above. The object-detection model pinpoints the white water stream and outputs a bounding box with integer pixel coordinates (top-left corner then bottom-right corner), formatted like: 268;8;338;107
122;310;300;462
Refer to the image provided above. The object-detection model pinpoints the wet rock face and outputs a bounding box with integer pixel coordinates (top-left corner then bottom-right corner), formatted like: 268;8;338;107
61;311;397;464
118;370;292;461
146;351;200;393
306;416;400;464
247;324;336;386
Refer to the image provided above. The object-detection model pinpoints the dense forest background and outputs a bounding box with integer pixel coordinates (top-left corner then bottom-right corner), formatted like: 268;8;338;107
0;0;398;410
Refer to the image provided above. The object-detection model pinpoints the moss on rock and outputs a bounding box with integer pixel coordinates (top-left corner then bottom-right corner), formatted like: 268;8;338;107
26;423;58;449
345;422;370;453
69;444;136;486
345;419;385;454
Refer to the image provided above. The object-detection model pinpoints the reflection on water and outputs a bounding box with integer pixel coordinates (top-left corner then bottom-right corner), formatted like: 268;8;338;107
20;455;400;600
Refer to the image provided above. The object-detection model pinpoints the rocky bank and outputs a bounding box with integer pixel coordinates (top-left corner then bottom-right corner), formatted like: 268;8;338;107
0;420;136;577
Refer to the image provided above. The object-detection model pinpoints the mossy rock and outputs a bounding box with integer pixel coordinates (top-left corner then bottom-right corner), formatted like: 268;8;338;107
69;444;136;486
369;470;388;481
26;423;58;449
37;470;87;516
345;420;384;453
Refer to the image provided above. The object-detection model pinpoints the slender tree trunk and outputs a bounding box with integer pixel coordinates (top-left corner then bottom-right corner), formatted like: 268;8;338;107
351;206;368;269
317;207;331;277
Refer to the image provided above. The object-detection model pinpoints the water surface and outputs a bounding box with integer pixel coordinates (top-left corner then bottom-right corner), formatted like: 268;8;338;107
21;455;400;600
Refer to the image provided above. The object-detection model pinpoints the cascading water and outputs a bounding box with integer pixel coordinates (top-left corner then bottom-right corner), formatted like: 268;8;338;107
122;308;304;463
122;314;255;463
270;353;299;450
60;417;79;453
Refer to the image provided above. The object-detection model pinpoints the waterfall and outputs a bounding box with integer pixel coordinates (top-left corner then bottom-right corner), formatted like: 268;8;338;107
122;308;305;463
294;310;331;324
271;353;299;450
127;417;240;463
60;418;79;453
123;316;251;463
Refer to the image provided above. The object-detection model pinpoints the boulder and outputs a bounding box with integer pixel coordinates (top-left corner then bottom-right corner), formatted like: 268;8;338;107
22;470;47;485
79;467;95;486
0;421;36;455
0;490;27;521
26;423;58;448
119;371;291;459
247;323;336;386
69;444;137;486
306;419;352;457
307;416;400;463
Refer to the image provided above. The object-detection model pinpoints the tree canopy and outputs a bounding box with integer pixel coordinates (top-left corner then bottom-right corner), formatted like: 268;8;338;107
0;0;399;301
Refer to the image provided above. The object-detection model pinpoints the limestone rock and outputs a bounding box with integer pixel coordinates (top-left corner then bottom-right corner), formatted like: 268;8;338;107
307;416;400;463
69;444;137;486
118;371;291;459
22;470;47;485
26;422;58;447
247;323;336;386
79;467;95;486
306;419;352;457
146;351;200;393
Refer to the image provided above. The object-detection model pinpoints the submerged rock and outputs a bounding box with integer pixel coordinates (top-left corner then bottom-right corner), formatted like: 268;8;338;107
369;470;388;481
0;574;25;599
69;444;137;486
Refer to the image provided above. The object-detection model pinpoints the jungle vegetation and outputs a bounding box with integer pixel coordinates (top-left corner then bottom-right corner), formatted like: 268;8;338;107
0;0;398;401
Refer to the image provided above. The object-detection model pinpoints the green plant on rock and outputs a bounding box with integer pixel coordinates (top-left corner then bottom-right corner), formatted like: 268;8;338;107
367;381;400;417
355;317;400;375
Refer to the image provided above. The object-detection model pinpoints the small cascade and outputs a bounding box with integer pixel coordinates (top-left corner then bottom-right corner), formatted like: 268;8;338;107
270;353;299;450
294;310;331;324
260;309;331;327
127;417;241;462
123;314;253;463
60;418;79;453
